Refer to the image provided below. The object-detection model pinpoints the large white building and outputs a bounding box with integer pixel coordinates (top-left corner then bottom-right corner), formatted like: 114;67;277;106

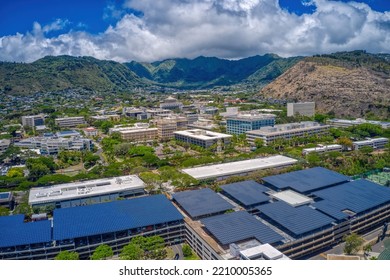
353;138;389;150
182;155;297;181
226;113;276;135
55;117;85;128
21;114;45;128
287;102;315;117
246;122;330;146
159;96;183;110
29;175;145;209
327;118;390;129
15;136;92;155
174;129;232;149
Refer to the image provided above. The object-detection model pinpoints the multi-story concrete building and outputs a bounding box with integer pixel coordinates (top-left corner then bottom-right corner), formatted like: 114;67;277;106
183;111;199;124
90;114;120;122
188;119;218;131
122;107;145;118
159;96;183;110
226;113;276;135
146;108;172;117
176;167;390;260
352;138;389;150
246;122;330;146
0;139;10;154
15;136;92;155
55;117;85;128
174;129;232;150
29;175;145;209
200;106;219;115
110;123;157;142
82;127;98;137
327;118;390;129
0;195;184;260
21;114;45;128
287;102;315;117
156;116;188;140
182;155;297;181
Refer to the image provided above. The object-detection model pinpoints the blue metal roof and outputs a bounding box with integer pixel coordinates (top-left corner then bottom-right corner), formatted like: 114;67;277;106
172;188;233;218
0;215;52;248
313;179;390;220
262;167;350;193
257;201;335;237
53;195;183;240
221;180;270;207
201;211;284;245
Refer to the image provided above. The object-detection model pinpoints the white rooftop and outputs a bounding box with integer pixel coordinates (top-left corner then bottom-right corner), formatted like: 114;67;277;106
182;155;297;180
271;190;313;207
239;243;290;260
29;175;145;205
248;122;329;136
174;129;232;140
302;144;343;153
353;138;388;145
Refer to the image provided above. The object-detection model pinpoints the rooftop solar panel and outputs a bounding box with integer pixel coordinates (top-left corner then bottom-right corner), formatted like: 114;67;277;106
53;195;183;240
172;188;233;218
257;201;335;237
0;215;52;248
201;211;284;245
313;179;390;220
262;167;350;193
221;180;270;207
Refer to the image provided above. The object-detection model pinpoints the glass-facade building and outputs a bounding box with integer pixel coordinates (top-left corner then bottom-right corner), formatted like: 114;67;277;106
226;114;275;135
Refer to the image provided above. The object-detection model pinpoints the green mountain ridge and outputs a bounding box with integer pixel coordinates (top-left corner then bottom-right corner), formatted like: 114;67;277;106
0;51;388;96
126;54;298;89
0;55;147;95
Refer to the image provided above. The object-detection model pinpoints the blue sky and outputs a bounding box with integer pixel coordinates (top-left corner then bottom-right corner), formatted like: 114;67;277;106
0;0;389;62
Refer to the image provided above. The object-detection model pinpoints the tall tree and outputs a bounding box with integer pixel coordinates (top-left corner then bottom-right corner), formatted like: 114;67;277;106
91;244;114;260
343;233;364;255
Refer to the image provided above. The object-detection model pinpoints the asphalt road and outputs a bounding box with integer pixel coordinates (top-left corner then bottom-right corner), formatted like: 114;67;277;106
172;244;184;260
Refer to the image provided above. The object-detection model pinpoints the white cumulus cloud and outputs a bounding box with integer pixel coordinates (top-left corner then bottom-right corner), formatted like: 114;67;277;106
0;0;389;62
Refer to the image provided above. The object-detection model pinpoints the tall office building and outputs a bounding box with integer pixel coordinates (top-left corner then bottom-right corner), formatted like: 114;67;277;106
21;115;45;128
287;102;315;117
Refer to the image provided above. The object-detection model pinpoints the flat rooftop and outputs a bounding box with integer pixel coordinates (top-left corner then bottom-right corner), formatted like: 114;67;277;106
172;188;233;219
262;167;350;193
201;211;284;246
0;215;52;248
353;138;388;145
240;243;290;260
313;179;390;221
29;175;145;205
247;122;329;136
303;144;342;152
53;194;183;240
174;129;232;140
182;155;298;180
270;190;313;207
226;113;276;121
221;180;270;208
257;201;335;238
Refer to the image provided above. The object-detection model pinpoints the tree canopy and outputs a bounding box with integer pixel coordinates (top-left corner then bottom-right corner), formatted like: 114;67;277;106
343;233;364;255
55;250;79;260
91;244;113;260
